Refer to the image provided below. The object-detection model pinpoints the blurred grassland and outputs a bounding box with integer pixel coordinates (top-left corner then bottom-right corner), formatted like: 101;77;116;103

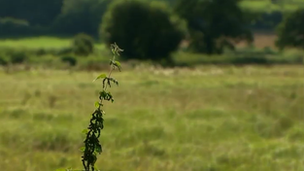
0;36;105;50
0;1;304;170
0;35;303;69
240;0;304;12
0;65;303;171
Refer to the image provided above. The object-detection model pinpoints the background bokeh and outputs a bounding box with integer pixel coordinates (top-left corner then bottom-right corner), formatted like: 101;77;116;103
0;0;303;170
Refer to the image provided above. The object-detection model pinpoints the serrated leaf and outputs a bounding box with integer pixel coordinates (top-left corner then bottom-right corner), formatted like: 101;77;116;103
114;61;121;71
114;61;121;67
93;155;97;163
107;79;111;88
94;101;100;108
95;144;102;154
82;129;88;134
80;147;86;152
93;74;107;82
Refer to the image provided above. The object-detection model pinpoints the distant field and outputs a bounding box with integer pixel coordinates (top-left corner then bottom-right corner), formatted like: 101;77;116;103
252;31;277;48
0;36;105;50
236;31;277;49
0;37;72;49
1;34;303;67
0;32;277;51
240;0;304;12
0;65;303;171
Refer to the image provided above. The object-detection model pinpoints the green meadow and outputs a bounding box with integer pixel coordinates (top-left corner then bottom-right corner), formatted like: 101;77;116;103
0;64;303;171
1;0;304;170
0;36;105;50
240;0;304;12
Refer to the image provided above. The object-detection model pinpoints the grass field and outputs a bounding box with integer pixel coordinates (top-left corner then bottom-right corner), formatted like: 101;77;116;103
0;65;303;171
235;31;277;49
240;0;304;12
0;36;105;50
0;31;279;51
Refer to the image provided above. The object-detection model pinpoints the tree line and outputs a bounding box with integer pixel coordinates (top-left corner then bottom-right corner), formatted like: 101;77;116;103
0;0;303;61
0;0;297;37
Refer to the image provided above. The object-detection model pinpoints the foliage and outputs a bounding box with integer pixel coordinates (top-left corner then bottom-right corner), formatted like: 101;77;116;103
0;0;62;26
174;0;253;54
0;17;45;37
72;33;95;56
0;17;29;27
250;10;284;30
173;48;304;66
0;36;303;69
52;0;111;36
0;47;28;64
275;8;304;50
61;55;77;66
100;0;186;61
1;0;304;37
9;51;27;64
81;43;123;171
0;55;9;66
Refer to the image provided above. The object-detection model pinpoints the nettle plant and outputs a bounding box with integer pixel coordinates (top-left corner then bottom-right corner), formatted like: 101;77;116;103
81;43;123;171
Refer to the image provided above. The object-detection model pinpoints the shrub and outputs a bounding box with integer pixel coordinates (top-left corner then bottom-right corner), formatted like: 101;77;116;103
34;49;48;56
231;56;269;65
56;47;74;56
0;48;28;64
251;10;284;30
275;8;304;50
0;55;9;66
100;0;187;61
174;0;253;54
0;17;30;37
0;17;47;37
72;33;94;56
0;0;62;26
51;0;111;36
61;56;77;66
9;51;27;64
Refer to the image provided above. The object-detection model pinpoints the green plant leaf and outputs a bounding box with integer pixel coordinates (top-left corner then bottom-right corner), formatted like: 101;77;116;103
94;101;100;108
114;61;121;71
93;74;107;82
81;43;122;171
95;144;102;154
82;129;88;134
80;147;86;152
55;169;67;171
114;61;121;67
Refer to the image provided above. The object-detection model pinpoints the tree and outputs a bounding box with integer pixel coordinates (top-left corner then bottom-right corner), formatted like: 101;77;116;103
52;0;111;36
174;0;253;54
72;33;95;56
275;8;304;50
0;0;62;26
100;0;187;61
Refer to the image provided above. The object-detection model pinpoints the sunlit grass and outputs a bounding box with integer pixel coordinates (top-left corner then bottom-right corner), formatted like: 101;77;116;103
0;36;105;50
240;0;304;12
0;65;303;171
